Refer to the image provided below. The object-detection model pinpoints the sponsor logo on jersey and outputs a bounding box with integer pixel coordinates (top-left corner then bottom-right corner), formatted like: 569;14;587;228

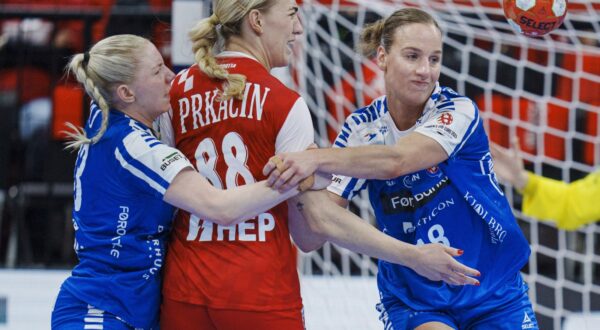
425;166;442;177
380;176;450;214
364;133;377;142
186;212;276;242
402;173;421;188
480;152;504;196
402;198;455;233
332;175;343;185
110;206;130;259
437;112;453;125
142;225;166;280
379;126;388;135
359;127;381;144
220;63;237;69
142;236;165;280
464;191;507;244
160;152;183;171
522;311;535;329
424;123;458;139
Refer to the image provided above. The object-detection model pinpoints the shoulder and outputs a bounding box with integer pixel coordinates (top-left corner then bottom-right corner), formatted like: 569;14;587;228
334;96;388;148
255;69;300;102
170;64;200;98
108;119;163;159
238;61;301;121
345;96;388;129
226;56;301;100
435;87;478;119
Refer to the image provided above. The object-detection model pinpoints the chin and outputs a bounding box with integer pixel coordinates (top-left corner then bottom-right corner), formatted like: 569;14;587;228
272;55;290;69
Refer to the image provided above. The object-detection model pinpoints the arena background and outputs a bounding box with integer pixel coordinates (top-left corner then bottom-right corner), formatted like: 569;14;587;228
0;0;599;329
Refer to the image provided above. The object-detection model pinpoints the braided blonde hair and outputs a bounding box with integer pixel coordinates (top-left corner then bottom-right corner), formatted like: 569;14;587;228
188;0;276;101
65;34;148;150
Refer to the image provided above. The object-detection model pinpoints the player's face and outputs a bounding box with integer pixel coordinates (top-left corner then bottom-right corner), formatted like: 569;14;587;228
376;23;442;110
261;0;303;69
130;42;175;119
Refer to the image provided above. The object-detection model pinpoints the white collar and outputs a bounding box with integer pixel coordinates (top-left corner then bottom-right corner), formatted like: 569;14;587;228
216;51;259;62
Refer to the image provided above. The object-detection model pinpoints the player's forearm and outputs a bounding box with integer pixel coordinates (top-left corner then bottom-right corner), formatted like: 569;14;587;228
313;146;406;180
313;134;446;180
209;181;299;225
295;191;417;266
166;170;298;226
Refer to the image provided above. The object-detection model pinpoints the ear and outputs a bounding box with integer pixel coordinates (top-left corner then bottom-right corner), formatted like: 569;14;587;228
376;45;387;71
116;84;136;104
247;9;263;34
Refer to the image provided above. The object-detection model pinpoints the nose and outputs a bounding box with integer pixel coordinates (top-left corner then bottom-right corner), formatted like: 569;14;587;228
293;13;304;35
165;67;175;83
415;58;430;76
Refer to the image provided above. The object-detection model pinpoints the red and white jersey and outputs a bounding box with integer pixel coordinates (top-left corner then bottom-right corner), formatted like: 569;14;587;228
161;52;313;311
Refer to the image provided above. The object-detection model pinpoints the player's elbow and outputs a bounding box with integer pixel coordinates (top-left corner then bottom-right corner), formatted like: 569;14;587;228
213;207;246;226
307;220;328;238
302;209;331;236
291;219;327;252
295;239;324;253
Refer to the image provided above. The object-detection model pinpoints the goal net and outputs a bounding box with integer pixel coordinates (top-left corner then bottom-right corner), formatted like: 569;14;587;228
292;1;600;329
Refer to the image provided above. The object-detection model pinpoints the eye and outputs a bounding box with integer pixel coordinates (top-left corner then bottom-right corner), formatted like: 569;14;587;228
406;53;419;60
289;7;299;17
430;56;441;64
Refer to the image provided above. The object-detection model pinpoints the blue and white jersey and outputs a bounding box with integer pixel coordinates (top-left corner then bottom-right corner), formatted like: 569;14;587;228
61;103;192;329
328;84;531;310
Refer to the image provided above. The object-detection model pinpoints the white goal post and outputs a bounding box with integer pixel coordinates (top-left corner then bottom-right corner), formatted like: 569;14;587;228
292;1;600;329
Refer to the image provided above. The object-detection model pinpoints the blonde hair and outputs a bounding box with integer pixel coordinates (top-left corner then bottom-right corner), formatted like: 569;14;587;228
65;34;149;150
358;8;441;58
188;0;276;101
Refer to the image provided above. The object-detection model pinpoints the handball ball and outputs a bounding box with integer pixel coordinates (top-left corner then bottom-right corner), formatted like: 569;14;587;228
503;0;568;36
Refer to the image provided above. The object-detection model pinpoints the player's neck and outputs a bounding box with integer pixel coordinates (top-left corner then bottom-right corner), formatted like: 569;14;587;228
386;95;423;131
120;104;154;128
224;37;270;71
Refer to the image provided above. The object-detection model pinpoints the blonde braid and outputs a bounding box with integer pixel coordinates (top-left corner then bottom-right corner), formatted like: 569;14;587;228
189;15;246;101
64;53;112;150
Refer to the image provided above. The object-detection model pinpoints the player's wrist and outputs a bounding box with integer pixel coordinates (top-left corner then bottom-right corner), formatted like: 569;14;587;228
515;170;529;191
398;243;419;269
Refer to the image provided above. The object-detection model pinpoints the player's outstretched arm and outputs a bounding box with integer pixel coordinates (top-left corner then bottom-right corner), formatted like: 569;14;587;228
164;167;299;226
263;132;447;191
520;170;600;230
294;190;480;285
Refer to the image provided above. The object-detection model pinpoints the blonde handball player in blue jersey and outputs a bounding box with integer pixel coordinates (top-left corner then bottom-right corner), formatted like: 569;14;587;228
264;8;537;330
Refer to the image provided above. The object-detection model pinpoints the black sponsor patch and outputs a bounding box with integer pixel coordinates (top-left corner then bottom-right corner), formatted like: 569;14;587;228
380;177;450;214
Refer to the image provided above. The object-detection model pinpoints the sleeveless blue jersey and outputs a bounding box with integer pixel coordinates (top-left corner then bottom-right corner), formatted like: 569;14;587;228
328;84;531;310
60;103;192;328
